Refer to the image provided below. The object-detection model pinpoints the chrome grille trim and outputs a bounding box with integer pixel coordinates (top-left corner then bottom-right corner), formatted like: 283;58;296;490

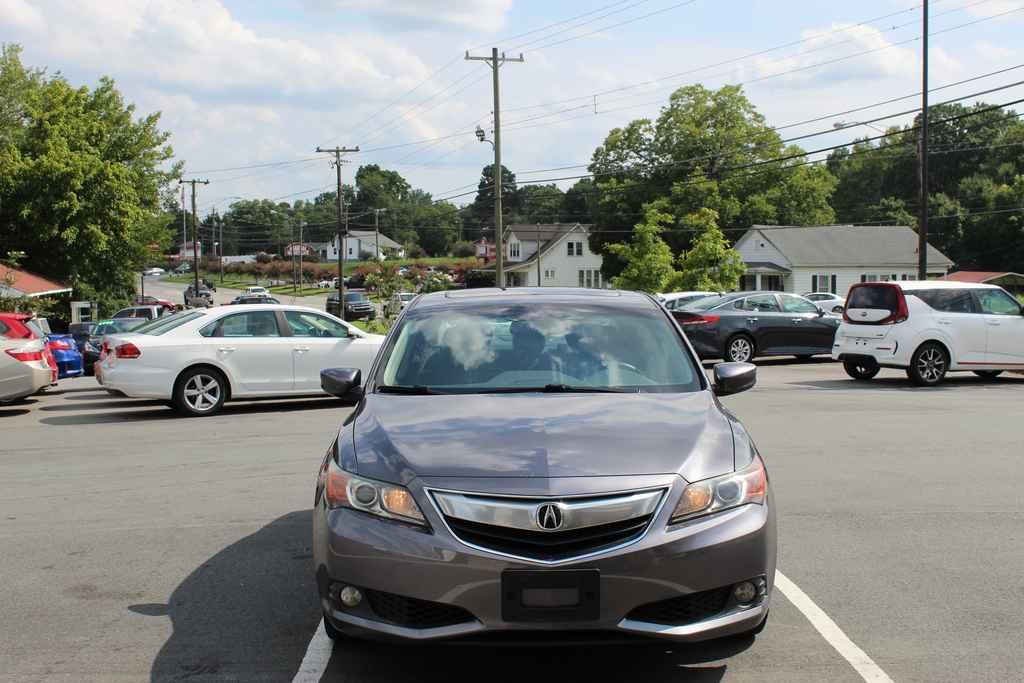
432;489;664;533
424;486;669;565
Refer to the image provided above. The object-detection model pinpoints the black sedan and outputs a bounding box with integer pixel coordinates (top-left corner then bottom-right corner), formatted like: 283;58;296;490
673;292;840;363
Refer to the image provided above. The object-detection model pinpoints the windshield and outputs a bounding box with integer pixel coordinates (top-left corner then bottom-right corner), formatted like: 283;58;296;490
131;310;206;335
379;301;702;394
345;292;368;302
399;293;415;301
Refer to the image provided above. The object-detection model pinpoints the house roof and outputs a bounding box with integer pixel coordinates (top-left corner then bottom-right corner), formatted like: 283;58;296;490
0;264;72;297
745;225;953;268
505;223;590;245
503;224;590;272
940;271;1024;283
348;230;403;251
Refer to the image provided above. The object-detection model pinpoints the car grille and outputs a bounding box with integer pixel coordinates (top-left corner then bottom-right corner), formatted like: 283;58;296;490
625;586;732;626
364;588;476;629
444;514;655;562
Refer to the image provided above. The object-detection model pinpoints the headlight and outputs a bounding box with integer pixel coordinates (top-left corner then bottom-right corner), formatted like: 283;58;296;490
320;458;426;526
670;454;766;524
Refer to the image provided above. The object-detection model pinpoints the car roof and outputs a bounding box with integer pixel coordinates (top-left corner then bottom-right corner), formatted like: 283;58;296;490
661;291;718;300
411;287;653;311
895;280;1000;291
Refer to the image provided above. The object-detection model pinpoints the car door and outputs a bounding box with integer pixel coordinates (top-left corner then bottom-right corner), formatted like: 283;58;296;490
283;310;364;392
735;294;788;354
974;288;1024;366
778;294;838;354
202;310;293;394
914;289;988;365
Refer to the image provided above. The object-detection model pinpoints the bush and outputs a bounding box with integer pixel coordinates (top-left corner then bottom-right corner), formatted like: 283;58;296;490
464;269;496;288
451;240;475;257
359;249;375;261
405;243;426;259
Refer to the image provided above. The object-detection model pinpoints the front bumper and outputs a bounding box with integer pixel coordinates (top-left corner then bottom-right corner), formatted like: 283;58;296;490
314;476;776;643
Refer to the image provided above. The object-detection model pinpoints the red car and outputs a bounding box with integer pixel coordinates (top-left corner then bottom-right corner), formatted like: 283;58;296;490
133;295;177;312
0;313;58;384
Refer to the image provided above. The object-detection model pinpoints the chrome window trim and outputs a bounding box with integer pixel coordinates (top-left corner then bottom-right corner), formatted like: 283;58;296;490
423;486;670;566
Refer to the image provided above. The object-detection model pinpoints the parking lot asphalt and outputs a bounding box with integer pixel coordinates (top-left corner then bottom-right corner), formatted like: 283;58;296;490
2;362;1023;682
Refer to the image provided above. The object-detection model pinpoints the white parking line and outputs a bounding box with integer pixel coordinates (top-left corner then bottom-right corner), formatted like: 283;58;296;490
774;570;895;683
290;573;894;683
291;620;333;683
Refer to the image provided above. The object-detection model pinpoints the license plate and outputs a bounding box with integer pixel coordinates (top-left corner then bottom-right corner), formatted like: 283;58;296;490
501;570;600;622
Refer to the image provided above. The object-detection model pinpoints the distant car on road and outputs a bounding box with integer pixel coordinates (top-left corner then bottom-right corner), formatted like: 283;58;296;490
143;267;166;276
96;305;385;416
383;291;416;317
802;292;846;314
133;295;176;312
326;290;375;320
673;291;840;362
659;291;721;311
174;263;191;274
244;286;269;295
316;279;335;289
113;305;164;320
833;280;1024;386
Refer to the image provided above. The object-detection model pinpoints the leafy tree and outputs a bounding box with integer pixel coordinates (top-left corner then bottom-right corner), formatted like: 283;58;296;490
670;208;746;292
562;178;595;224
450;240;475;257
470;164;518;227
606;200;677;293
353;164;410;214
0;44;179;309
515;184;564;223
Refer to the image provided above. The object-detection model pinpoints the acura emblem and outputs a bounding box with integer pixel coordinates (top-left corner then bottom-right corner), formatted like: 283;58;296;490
536;503;563;531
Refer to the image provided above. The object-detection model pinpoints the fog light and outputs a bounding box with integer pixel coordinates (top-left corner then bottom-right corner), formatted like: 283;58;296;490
733;581;757;604
339;585;363;607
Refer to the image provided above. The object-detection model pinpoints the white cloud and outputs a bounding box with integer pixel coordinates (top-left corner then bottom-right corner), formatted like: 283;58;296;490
0;0;45;32
974;41;1016;62
302;0;512;32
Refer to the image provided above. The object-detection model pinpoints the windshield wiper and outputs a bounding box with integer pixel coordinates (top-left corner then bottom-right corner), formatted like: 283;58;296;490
377;384;445;395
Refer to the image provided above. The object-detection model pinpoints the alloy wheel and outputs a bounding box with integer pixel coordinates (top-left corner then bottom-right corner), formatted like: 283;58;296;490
728;337;753;363
183;374;221;412
915;347;946;384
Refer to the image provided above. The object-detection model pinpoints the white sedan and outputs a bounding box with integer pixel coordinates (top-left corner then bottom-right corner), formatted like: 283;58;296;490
802;292;846;314
96;304;384;416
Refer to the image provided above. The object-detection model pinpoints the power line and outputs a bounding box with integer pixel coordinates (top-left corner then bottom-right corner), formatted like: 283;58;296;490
521;0;699;52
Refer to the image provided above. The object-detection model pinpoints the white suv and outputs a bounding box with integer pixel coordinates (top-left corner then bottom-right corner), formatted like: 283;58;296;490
832;281;1024;386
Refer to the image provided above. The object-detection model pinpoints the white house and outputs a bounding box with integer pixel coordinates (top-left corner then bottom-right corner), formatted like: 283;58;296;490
733;225;953;295
320;230;405;261
496;223;605;288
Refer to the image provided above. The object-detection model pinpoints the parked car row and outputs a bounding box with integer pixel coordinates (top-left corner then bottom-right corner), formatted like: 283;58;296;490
0;313;61;401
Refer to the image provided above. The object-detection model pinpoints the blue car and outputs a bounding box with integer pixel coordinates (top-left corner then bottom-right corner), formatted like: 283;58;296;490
44;333;85;379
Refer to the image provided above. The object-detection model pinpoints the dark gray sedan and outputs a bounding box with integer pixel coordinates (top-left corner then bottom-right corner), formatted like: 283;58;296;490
673;291;841;363
313;288;775;644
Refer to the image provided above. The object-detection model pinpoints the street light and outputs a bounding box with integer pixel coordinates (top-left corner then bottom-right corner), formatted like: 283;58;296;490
833;120;885;134
475;125;494;148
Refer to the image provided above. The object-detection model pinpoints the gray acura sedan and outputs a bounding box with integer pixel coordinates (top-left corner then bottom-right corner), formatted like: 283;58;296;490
313;288;775;643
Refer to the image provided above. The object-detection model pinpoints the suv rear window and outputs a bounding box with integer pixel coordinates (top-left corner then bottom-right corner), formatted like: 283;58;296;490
847;284;899;313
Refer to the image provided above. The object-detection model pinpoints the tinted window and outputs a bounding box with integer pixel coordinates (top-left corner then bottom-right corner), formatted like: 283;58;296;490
913;289;976;314
285;311;349;338
976;289;1021;315
380;302;701;393
211;311;281;337
132;311;205;336
687;295;727;311
345;292;368;302
779;295;820;313
738;294;781;312
847;284;899;313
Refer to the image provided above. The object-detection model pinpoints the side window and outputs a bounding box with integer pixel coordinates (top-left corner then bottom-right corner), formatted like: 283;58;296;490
779;295;820;313
741;294;781;312
285;311;349;338
976;289;1022;316
214;311;281;337
915;289;977;314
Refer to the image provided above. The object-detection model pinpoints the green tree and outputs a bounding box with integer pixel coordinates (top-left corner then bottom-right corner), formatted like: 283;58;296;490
471;164;518;227
0;44;180;310
670;208;746;292
562;178;594;224
606;201;677;293
515;184;564;223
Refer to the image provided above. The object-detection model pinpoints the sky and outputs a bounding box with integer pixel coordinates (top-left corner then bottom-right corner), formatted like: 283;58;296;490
1;0;1022;217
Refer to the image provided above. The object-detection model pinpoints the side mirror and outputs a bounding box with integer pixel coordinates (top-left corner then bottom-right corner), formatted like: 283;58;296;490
713;362;757;396
321;367;363;402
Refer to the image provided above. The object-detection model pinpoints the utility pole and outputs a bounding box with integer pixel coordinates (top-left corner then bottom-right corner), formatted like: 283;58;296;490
179;178;209;301
374;208;387;261
535;225;541;287
180;184;187;251
219;218;224;284
298;220;304;293
918;0;930;280
316;146;359;318
466;48;524;288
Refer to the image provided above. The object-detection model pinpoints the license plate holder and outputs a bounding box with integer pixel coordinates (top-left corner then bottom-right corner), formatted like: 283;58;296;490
501;570;600;622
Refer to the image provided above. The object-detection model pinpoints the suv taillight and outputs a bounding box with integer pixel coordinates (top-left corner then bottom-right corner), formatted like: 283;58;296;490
115;342;141;359
5;348;43;362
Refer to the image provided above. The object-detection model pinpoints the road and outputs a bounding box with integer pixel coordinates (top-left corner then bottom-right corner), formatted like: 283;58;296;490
2;362;1022;681
141;274;331;310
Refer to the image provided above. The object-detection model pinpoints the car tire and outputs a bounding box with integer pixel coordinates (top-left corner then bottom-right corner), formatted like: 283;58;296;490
832;305;844;314
173;367;227;416
843;359;879;381
907;342;948;387
973;370;1003;379
724;334;755;363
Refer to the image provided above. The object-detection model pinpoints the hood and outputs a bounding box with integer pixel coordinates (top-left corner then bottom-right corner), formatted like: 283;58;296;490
348;392;736;485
